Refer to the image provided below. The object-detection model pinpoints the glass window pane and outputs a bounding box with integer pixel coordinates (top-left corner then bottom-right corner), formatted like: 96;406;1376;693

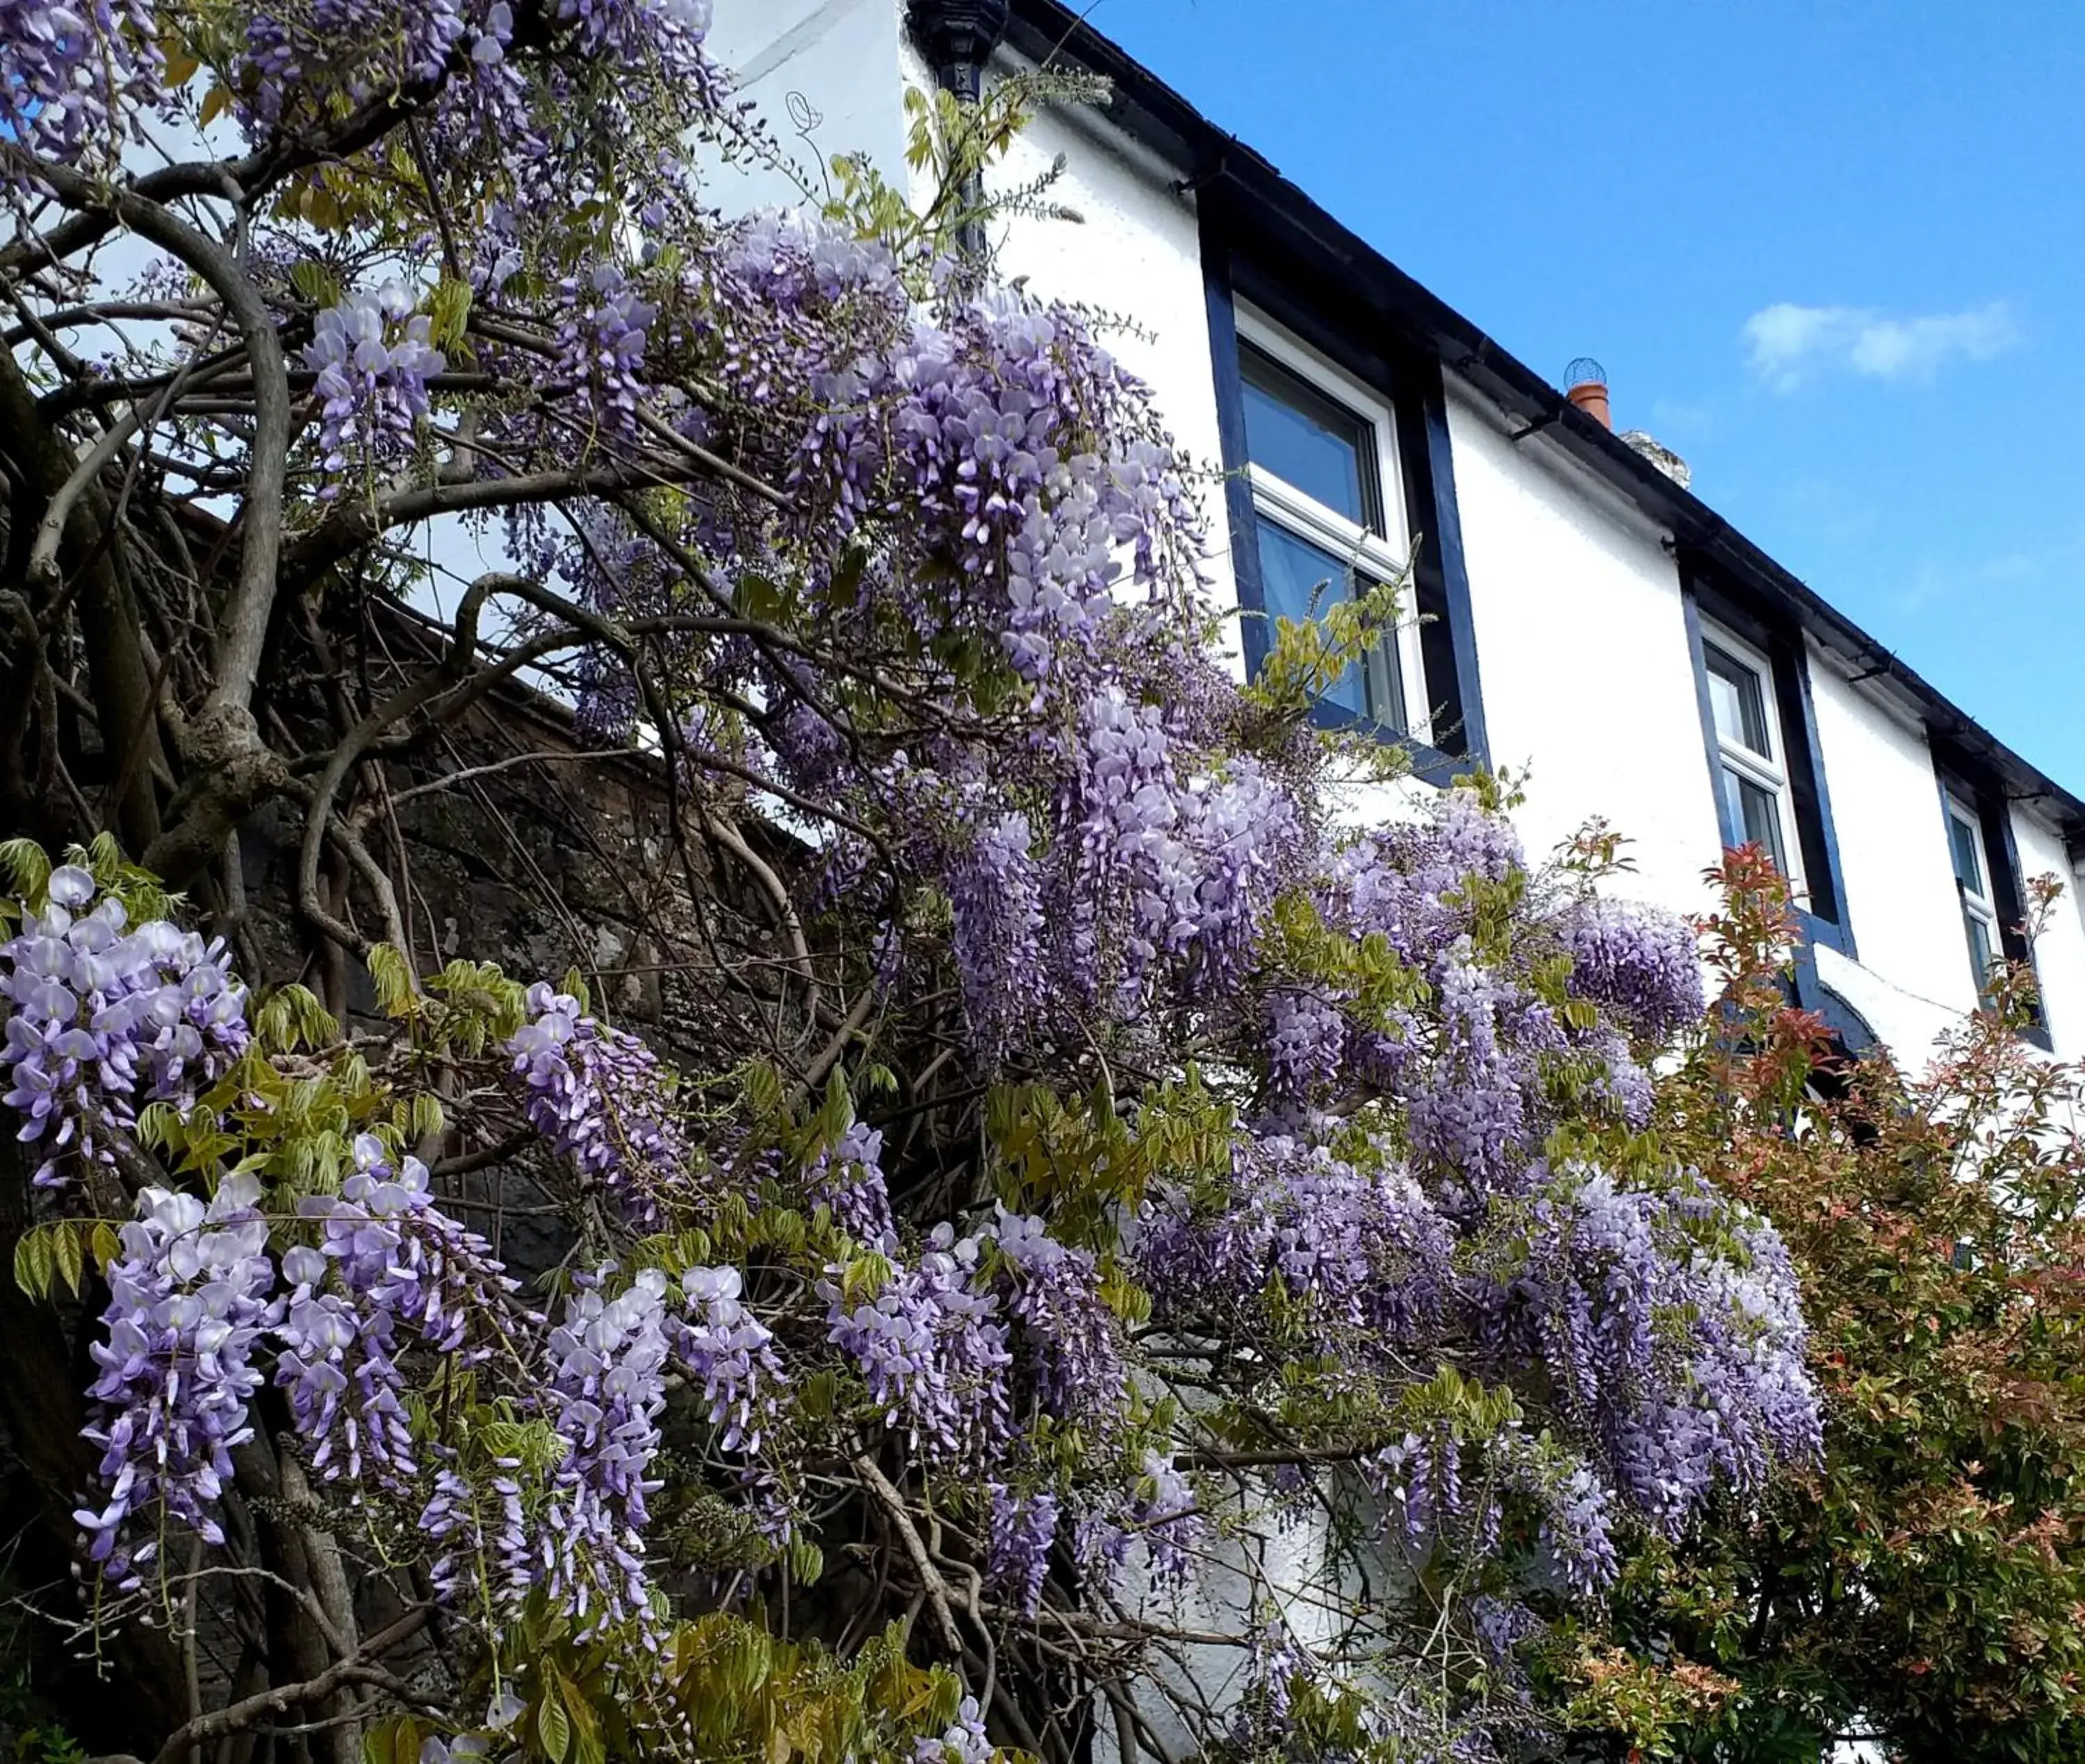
1721;765;1788;872
1254;516;1389;724
1239;344;1377;528
1949;810;1988;901
1964;909;1995;991
1704;644;1772;758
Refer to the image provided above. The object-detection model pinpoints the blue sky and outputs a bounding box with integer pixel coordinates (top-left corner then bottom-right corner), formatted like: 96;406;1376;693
1080;0;2085;787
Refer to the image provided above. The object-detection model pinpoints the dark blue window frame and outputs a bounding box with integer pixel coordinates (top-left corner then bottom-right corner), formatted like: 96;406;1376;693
1679;572;1856;970
1931;749;2052;1051
1201;227;1488;786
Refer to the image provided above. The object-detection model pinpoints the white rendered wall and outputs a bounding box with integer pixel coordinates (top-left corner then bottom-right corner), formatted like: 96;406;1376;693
1441;384;1724;920
1802;658;2085;1063
2012;806;2085;1059
1804;663;1968;1054
967;61;1241;646
703;0;911;212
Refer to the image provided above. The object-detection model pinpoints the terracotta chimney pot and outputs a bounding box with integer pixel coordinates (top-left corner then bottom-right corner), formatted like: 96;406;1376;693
1566;379;1612;430
1562;357;1612;430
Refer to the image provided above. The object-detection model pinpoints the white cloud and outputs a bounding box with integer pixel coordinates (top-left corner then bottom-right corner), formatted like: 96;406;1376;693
1742;299;2019;391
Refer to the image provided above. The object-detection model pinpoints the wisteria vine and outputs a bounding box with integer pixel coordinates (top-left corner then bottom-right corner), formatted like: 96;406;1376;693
0;0;1828;1755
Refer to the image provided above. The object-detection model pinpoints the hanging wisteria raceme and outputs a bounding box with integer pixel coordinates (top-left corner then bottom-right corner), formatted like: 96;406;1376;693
1265;986;1348;1115
823;1228;1013;1467
556;266;657;441
420;1462;531;1611
806;1122;896;1251
75;1176;277;1591
284;1159;519;1542
984;1208;1126;1428
1131;1451;1202;1589
1560;897;1706;1038
1;865;248;1189
984;1482;1058;1619
300;1133;521;1366
676;1264;786;1454
949;812;1045;1065
302;285;448;493
509;983;700;1228
273;1239;415;1494
537;1268;676;1631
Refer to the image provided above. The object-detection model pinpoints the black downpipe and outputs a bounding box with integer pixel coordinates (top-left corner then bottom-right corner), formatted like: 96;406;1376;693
906;0;1011;265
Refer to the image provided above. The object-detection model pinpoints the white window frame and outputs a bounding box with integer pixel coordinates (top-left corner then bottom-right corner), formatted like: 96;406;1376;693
1699;621;1804;892
1234;305;1432;744
1944;791;2001;994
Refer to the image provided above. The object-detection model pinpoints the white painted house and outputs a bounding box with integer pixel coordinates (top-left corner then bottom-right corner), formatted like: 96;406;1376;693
709;0;2085;1065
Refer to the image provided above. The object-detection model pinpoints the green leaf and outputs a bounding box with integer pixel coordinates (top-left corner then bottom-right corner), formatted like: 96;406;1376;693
366;945;416;1017
429;275;473;350
13;1230;51;1299
536;1683;571;1763
53;1220;83;1296
289;260;342;308
564;1692;604;1764
733;572;783;622
0;839;51;900
409;1092;445;1144
787;1538;824;1585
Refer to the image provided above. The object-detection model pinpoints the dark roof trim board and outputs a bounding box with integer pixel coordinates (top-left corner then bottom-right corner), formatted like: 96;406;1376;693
1002;0;2085;851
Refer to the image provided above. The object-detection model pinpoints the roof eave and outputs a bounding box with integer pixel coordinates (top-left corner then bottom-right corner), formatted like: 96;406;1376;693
1003;0;2085;850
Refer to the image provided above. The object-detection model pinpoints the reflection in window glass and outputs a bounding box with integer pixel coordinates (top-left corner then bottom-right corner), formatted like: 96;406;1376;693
1704;644;1772;758
1945;799;2001;1002
1720;766;1788;871
1239;344;1377;529
1253;516;1405;728
1964;910;1995;988
1949;810;1988;899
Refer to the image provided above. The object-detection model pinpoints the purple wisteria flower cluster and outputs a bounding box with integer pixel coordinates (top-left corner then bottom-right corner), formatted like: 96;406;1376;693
986;1208;1127;1428
557;266;657;440
1561;896;1706;1038
1131;1450;1201;1589
807;1122;897;1251
1133;788;1816;1626
949;812;1045;1066
283;1133;518;1495
509;983;698;1227
302;285;447;492
76;1175;275;1592
914;1697;992;1764
985;1482;1058;1618
0;0;167;171
676;1264;785;1454
823;1229;1013;1465
1;864;248;1189
537;1267;675;1631
236;0;717;183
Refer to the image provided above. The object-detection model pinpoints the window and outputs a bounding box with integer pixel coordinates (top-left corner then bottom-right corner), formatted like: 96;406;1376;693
1945;792;2000;999
1681;582;1852;962
1699;623;1799;884
1233;311;1429;740
1929;756;2047;1044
